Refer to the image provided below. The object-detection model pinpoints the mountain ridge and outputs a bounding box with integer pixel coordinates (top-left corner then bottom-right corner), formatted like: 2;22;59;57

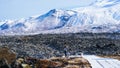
0;0;120;35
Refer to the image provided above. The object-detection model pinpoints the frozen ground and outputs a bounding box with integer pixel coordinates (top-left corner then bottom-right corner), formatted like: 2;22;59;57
83;55;120;68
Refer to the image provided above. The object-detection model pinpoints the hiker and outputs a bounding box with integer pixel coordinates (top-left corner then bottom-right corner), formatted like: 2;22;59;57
64;46;70;58
64;48;67;57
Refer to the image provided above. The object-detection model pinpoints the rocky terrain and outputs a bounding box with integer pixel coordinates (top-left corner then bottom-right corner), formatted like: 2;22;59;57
0;33;120;58
1;47;120;68
0;47;91;68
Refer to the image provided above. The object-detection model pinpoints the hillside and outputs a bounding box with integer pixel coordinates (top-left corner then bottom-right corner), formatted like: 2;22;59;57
0;33;120;58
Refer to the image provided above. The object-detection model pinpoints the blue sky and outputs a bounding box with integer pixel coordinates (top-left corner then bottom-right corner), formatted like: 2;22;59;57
0;0;95;20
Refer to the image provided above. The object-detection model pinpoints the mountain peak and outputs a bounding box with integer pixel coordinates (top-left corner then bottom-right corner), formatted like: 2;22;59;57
92;0;120;7
49;9;60;13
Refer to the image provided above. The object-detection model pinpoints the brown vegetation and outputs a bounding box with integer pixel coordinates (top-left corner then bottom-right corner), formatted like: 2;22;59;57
50;57;91;68
0;47;16;64
35;59;62;68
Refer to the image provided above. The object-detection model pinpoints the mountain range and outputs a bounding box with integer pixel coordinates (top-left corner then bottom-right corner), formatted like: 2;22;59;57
0;0;120;35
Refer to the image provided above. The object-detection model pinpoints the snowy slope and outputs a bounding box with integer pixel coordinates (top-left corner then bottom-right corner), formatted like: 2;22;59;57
83;55;120;68
0;0;120;35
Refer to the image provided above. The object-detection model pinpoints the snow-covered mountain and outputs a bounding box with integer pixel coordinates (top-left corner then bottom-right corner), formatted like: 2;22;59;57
0;0;120;35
